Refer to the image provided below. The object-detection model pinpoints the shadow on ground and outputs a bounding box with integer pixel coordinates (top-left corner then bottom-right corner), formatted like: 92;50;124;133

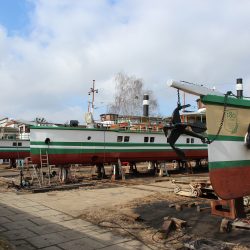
135;199;250;246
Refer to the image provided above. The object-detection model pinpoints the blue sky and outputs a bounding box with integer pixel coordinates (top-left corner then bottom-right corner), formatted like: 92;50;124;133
0;0;250;123
0;0;33;35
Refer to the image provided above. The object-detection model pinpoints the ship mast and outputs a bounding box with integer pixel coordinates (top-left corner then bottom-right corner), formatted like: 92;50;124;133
88;80;98;114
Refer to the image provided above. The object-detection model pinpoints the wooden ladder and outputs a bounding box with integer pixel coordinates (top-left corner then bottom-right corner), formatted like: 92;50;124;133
40;149;51;186
24;157;42;187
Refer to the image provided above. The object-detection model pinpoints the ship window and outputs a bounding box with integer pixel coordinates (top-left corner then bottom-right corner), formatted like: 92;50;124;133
18;142;22;147
87;136;91;140
117;136;123;142
144;137;149;143
191;138;194;144
186;138;190;143
150;137;155;143
124;136;130;142
167;138;170;143
13;142;17;146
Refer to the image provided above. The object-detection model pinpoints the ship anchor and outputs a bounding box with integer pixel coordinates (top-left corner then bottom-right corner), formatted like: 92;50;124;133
164;104;208;160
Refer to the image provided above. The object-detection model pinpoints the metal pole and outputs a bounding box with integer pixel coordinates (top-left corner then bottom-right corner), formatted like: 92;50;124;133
88;80;98;114
92;80;95;111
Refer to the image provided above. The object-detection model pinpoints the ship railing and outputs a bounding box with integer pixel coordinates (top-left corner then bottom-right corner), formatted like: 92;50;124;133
122;125;164;132
109;122;165;132
16;133;30;140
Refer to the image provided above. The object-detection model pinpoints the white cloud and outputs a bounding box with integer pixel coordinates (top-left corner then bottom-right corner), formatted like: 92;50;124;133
0;0;250;122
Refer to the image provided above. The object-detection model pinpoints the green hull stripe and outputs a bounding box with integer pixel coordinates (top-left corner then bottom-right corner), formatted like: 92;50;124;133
0;147;30;152
202;95;250;109
207;135;244;141
30;141;207;148
0;150;29;153
31;148;206;155
0;146;30;149
209;160;250;170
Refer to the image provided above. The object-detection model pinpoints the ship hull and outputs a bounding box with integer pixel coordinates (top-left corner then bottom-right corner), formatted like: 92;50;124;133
30;127;207;165
0;151;30;159
210;165;250;200
30;149;207;165
0;140;30;160
202;95;250;199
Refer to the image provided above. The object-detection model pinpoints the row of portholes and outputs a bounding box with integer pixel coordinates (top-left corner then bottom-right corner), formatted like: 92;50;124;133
13;142;22;147
167;138;195;144
117;136;155;143
44;136;193;144
44;136;93;144
85;136;156;143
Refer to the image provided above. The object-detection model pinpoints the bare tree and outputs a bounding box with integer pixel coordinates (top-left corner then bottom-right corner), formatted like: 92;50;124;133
34;117;47;124
108;72;159;116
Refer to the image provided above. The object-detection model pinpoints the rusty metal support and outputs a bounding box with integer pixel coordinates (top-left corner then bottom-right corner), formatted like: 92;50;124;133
211;198;246;219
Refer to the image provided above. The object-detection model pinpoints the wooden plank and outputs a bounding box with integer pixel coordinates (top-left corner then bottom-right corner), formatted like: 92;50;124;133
31;183;94;193
175;190;195;197
232;221;250;230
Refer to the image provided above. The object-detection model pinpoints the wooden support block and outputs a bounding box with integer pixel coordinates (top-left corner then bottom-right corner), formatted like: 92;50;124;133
162;218;173;235
172;217;187;228
220;218;232;233
122;209;142;221
176;190;195;197
121;167;126;180
111;175;117;181
232;219;250;230
175;204;183;211
187;203;196;208
197;206;210;212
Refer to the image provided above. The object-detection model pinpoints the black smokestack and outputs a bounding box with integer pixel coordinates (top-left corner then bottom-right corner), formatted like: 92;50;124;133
236;78;243;98
143;94;149;117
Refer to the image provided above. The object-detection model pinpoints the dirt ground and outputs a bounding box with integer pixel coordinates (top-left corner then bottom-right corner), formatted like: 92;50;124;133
0;163;250;250
78;193;250;250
